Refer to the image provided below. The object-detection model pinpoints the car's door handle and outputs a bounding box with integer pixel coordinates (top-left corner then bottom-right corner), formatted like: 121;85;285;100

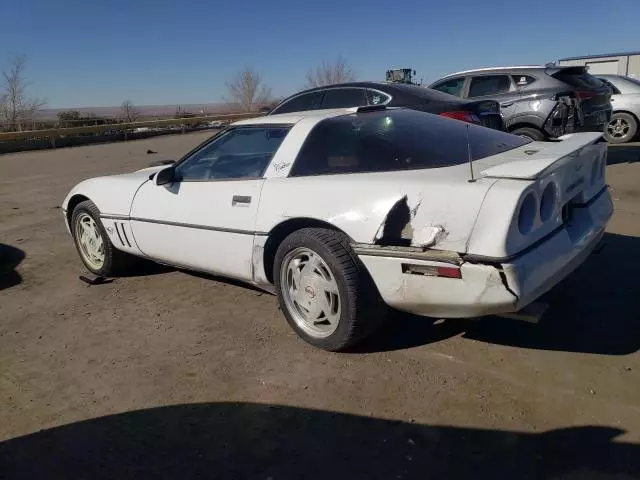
500;102;514;107
232;195;252;206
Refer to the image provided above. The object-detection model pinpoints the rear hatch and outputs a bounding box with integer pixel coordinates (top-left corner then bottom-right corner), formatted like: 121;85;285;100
547;66;612;131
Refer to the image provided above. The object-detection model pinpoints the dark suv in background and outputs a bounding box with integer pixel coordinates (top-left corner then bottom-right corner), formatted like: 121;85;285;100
267;82;505;131
429;66;612;141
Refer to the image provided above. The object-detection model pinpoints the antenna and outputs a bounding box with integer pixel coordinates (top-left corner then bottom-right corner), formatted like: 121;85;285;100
466;123;476;183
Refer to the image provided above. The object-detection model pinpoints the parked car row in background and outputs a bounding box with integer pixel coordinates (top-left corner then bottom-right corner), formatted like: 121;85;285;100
429;65;612;141
266;64;639;144
268;81;505;131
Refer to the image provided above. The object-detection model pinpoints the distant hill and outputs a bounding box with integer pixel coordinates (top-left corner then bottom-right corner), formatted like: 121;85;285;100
35;102;241;120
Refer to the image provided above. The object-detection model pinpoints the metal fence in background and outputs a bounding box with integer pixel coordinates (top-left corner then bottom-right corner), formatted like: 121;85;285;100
0;112;262;154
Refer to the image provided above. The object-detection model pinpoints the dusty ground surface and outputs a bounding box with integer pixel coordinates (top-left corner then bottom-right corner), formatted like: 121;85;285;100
1;134;639;479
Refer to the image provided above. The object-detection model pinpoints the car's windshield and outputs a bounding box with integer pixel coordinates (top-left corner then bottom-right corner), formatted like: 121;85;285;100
290;109;530;176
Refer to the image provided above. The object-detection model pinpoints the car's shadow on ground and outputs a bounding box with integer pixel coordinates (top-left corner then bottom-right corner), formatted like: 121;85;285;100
358;232;640;355
607;144;640;165
1;402;638;480
0;244;25;291
118;260;174;278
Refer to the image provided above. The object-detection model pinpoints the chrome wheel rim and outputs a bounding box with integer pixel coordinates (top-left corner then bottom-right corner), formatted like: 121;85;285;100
607;118;630;138
75;213;105;270
280;247;341;338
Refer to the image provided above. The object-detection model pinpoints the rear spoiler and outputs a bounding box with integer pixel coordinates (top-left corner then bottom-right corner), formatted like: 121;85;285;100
479;132;604;180
544;65;588;76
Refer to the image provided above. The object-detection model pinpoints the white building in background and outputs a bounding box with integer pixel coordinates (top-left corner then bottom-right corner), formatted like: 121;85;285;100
557;51;640;78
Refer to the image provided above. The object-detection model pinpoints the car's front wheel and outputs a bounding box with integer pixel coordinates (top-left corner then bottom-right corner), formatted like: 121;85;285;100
605;112;638;144
71;200;135;276
274;228;385;351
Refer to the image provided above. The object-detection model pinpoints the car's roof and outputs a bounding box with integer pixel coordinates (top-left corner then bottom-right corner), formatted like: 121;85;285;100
232;108;357;126
435;65;546;80
282;81;410;93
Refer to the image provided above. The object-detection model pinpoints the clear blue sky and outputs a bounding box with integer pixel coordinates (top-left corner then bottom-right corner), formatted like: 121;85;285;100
1;0;639;108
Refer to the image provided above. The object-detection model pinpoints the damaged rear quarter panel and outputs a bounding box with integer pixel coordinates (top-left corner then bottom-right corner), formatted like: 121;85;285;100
255;167;497;253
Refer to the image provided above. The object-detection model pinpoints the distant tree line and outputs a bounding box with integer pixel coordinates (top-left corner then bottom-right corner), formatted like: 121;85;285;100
224;56;356;113
1;54;358;132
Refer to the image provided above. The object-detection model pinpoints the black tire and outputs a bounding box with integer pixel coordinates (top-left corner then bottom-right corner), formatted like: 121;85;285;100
511;127;546;141
70;200;135;276
604;112;638;144
274;228;386;352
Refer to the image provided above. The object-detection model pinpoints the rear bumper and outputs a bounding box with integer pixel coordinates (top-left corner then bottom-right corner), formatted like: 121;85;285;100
357;188;613;318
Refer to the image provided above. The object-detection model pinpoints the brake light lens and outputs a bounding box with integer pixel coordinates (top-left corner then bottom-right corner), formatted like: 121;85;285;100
518;192;537;235
539;182;557;222
575;91;595;100
439;111;481;124
437;266;462;279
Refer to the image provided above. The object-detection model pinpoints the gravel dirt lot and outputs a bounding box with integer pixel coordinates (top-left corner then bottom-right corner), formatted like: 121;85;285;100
1;134;639;479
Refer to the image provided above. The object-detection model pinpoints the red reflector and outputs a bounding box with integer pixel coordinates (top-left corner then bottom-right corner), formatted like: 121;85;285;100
575;91;594;100
439;111;480;124
436;266;462;279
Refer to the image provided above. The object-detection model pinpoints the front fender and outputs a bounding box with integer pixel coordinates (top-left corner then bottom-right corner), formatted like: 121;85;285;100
62;166;166;216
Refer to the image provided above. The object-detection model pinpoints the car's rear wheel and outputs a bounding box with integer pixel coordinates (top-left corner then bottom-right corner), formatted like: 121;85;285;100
274;228;385;351
71;200;135;276
511;127;546;141
605;112;637;144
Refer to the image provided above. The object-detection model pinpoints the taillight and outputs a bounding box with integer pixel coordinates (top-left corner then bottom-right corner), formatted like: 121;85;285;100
439;111;481;124
539;182;557;222
575;91;595;100
518;192;537;235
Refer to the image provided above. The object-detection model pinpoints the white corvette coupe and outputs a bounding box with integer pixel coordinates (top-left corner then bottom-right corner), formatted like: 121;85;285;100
62;106;613;351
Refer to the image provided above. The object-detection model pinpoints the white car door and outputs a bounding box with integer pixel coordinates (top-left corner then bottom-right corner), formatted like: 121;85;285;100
129;125;290;281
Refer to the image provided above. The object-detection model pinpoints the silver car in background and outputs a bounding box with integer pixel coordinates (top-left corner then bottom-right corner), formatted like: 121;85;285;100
597;74;640;143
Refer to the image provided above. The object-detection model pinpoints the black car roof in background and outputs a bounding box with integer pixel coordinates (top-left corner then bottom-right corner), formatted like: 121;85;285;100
275;81;465;106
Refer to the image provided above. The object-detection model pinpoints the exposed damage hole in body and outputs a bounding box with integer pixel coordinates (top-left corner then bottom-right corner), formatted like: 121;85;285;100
375;195;412;246
374;195;447;248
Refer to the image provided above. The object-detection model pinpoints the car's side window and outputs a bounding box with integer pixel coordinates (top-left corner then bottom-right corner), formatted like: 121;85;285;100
512;75;537;88
366;89;392;105
321;88;368;109
290;116;416;177
271;92;324;114
431;77;465;97
468;75;512;98
175;127;290;181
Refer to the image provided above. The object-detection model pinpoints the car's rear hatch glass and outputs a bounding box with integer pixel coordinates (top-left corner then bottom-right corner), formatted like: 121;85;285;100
550;67;605;89
290;109;530;176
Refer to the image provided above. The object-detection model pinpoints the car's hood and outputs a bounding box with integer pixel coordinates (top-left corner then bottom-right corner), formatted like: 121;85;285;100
62;165;166;216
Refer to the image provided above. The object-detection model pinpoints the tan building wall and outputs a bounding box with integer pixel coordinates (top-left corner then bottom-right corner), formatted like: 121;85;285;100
558;54;640;79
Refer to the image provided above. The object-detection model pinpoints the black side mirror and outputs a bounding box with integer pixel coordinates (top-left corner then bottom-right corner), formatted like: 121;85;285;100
155;166;177;186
